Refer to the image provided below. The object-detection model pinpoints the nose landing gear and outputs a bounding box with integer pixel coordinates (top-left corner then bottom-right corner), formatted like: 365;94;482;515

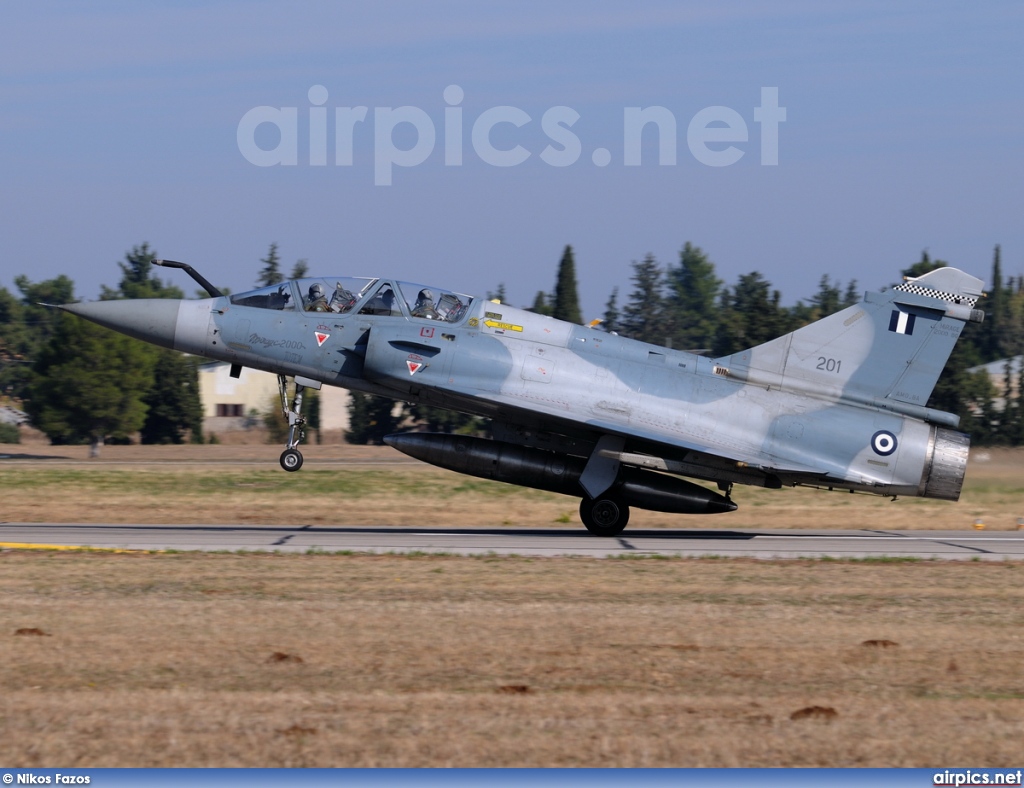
278;374;307;472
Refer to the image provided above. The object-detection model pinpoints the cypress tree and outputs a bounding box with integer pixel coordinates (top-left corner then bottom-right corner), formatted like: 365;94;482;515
602;287;620;333
983;244;1005;362
552;245;583;324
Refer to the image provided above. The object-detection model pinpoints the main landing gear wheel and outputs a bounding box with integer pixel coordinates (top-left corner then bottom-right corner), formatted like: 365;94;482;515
579;496;630;537
280;448;303;472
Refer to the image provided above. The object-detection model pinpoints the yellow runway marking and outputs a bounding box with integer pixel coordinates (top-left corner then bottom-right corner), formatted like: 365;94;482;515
0;542;162;554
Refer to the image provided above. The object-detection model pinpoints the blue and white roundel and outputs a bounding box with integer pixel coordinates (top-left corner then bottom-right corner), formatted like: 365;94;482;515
871;430;898;456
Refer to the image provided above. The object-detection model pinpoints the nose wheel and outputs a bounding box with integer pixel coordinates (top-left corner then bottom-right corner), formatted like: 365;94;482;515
280;447;303;472
278;375;307;472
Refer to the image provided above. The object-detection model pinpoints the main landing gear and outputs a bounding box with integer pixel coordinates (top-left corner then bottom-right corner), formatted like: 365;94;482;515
278;375;306;472
579;495;630;537
577;435;630;537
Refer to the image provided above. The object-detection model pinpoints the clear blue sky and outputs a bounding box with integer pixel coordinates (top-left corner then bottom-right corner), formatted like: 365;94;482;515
2;1;1021;317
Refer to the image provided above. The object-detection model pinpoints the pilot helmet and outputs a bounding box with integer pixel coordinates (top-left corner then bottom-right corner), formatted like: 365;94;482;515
418;289;433;302
309;283;325;299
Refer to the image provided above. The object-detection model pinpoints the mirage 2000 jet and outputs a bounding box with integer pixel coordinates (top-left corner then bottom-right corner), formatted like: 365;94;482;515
60;260;984;536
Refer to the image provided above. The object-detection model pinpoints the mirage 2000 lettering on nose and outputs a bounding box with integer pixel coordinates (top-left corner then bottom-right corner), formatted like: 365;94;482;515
61;261;983;536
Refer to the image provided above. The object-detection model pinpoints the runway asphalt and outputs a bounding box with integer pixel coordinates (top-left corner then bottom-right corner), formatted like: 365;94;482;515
2;523;1024;560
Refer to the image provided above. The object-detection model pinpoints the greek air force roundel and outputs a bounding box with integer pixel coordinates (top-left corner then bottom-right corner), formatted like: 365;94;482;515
871;430;898;456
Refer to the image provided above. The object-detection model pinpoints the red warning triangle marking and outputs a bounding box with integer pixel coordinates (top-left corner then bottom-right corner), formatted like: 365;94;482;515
314;331;330;347
406;360;423;375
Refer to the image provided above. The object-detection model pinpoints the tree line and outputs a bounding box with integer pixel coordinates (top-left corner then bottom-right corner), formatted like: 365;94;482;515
2;241;1021;449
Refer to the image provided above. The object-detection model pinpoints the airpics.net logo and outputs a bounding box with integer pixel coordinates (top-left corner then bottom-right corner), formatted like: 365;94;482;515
236;85;786;186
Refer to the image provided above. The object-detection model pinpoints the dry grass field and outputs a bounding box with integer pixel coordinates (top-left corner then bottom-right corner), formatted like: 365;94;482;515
1;443;1023;530
1;443;1023;766
1;551;1023;767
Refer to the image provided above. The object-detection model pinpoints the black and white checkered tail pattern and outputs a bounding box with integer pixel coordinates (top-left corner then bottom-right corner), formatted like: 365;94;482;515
893;282;979;307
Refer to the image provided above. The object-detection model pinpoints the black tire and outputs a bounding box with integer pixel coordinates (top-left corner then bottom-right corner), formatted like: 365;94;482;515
280;448;303;472
579;496;629;537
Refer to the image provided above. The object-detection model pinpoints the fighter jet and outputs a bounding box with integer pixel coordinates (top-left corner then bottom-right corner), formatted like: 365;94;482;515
61;260;985;536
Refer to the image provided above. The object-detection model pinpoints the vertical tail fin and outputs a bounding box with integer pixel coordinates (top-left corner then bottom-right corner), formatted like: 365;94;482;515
718;267;985;409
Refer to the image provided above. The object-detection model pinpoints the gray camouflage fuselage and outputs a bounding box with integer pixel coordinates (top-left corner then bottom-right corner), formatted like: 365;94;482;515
62;266;984;533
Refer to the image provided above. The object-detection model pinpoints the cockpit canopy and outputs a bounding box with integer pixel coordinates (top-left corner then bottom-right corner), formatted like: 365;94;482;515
228;277;473;323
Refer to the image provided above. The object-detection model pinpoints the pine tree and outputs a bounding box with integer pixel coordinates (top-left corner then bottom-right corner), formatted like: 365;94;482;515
102;243;183;300
258;243;283;287
901;250;946;280
12;275;74;341
810;275;841;318
486;283;507;303
290;259;310;280
4;275;76;401
141;353;203;444
0;287;27;399
665;242;721;352
620;254;666;345
26;312;155;455
530;291;553;316
93;245;203;446
712;272;789;356
927;320;989;440
552;245;583;324
842;279;860;309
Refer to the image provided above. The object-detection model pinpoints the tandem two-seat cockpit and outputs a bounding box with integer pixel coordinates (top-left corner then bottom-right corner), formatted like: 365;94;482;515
225;276;476;472
229;277;472;323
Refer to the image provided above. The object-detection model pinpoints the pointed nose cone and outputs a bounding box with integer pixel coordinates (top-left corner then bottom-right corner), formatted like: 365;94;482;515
708;498;739;514
60;299;183;351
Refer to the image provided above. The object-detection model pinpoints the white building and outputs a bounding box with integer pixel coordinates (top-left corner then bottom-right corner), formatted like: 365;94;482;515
968;355;1023;412
197;362;351;441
